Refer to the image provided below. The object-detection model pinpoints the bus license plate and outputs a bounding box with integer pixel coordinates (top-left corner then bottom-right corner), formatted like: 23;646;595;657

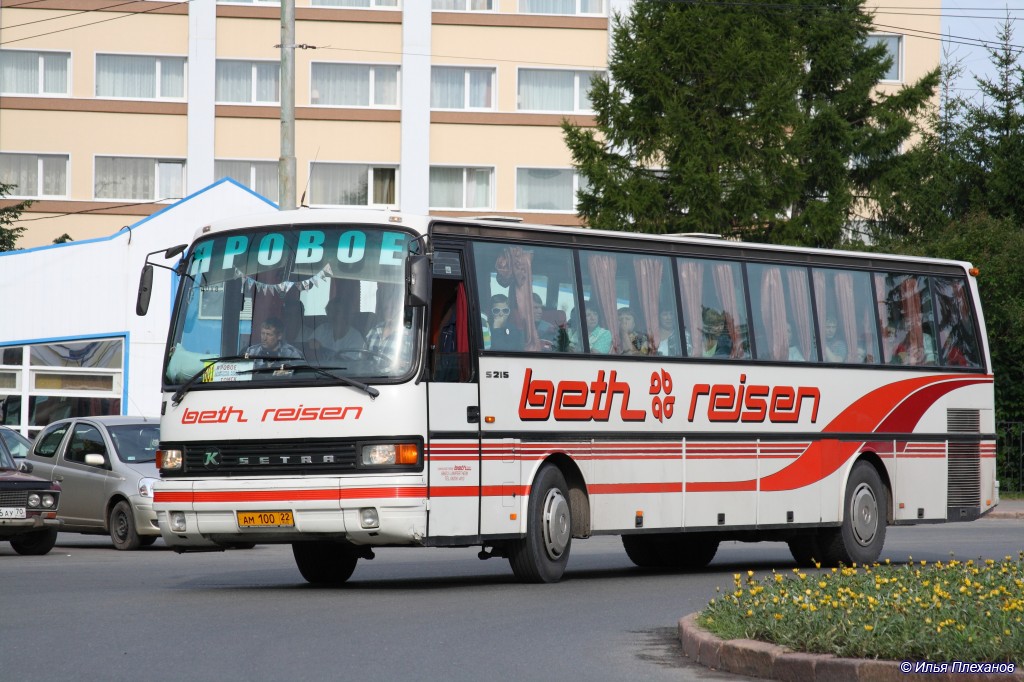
1;507;27;519
237;511;294;528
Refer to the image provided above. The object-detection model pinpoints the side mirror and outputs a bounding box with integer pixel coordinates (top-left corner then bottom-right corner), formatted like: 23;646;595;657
136;264;155;316
18;461;33;474
405;254;430;308
84;454;106;467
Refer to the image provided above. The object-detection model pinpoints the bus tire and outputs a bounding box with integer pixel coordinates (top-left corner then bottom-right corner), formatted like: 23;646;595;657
658;535;719;571
509;465;572;583
819;462;887;566
292;541;359;585
622;535;661;568
787;535;821;568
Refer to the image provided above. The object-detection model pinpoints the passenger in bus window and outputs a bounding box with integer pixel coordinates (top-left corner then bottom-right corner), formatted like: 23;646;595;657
532;293;559;351
245;317;303;367
365;285;414;371
488;294;523;351
657;307;683;357
570;306;612;354
821;316;848;363
313;297;366;359
701;309;732;358
617;307;654;355
786;322;805;361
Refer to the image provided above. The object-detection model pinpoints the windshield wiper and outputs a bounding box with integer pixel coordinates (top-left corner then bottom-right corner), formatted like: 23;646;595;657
169;355;250;406
241;363;380;399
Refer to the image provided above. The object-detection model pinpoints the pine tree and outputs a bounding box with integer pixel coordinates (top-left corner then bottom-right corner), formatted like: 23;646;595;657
0;182;31;252
564;0;938;247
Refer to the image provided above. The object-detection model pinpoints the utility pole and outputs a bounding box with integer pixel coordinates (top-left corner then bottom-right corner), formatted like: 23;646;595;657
279;0;297;210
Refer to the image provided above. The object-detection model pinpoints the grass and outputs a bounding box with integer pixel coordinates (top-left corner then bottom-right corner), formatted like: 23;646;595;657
700;554;1024;664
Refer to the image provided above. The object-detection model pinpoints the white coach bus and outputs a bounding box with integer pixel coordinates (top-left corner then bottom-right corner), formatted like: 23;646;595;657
139;210;997;584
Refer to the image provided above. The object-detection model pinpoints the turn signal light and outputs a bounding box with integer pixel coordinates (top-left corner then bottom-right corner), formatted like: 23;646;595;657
396;444;418;465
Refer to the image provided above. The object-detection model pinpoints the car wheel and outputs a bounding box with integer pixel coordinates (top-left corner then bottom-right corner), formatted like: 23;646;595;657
109;500;141;551
10;528;58;556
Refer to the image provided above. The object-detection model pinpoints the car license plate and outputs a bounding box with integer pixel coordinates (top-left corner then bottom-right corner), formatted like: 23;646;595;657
1;507;27;519
237;510;294;528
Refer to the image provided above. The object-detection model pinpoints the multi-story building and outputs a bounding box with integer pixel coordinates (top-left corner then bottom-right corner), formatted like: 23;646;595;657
1;0;938;249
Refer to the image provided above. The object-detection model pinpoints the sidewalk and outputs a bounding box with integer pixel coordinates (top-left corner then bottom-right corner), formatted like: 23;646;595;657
987;497;1024;519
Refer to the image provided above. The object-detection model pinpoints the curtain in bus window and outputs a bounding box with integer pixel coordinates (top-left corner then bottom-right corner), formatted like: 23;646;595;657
875;273;895;363
832;272;860;362
711;263;744;358
633;256;663;349
495;246;541;351
786;268;814;362
586;253;620;353
759;267;787;361
901;277;925;364
678;259;703;357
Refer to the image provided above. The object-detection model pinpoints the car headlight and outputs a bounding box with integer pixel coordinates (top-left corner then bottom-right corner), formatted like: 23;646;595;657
41;493;56;508
157;449;183;471
138;477;157;498
360;443;419;467
27;493;41;508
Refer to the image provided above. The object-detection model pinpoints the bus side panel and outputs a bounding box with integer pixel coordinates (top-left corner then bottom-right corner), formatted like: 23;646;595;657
426;438;481;538
479;437;522;537
587;440;681;532
683;440;757;528
893;440;947;522
757;439;821;527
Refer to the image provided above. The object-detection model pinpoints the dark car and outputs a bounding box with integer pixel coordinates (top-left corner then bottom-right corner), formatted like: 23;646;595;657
0;425;31;465
0;442;62;555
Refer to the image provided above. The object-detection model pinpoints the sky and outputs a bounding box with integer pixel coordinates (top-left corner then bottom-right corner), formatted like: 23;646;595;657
940;2;1024;102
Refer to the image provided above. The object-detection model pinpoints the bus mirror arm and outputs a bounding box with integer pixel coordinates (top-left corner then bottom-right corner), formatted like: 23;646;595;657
406;254;430;308
136;244;188;316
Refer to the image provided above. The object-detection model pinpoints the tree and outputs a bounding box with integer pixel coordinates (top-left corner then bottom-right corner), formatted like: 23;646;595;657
0;181;31;252
563;0;937;247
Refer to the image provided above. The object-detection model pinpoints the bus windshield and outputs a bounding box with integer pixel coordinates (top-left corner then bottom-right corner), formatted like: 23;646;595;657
164;224;419;386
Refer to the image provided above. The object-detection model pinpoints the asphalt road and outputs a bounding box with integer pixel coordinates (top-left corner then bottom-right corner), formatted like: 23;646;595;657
2;519;1021;682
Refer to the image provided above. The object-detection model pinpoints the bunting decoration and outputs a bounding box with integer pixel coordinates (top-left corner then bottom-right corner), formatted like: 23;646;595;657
234;263;334;297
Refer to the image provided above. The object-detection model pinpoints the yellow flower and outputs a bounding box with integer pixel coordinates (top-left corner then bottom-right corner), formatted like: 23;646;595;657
864;625;874;632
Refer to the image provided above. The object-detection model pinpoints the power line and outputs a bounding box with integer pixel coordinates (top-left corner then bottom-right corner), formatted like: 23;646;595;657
0;0;191;46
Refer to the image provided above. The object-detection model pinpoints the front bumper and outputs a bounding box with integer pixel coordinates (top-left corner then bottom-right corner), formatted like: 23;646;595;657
154;476;427;550
0;516;61;538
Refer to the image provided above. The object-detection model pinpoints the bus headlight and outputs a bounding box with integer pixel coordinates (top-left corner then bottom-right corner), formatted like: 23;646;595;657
360;443;419;467
157;449;183;470
170;511;187;532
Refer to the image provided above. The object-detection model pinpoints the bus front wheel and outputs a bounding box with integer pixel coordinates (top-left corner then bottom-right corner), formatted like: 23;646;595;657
508;465;572;583
819;461;887;566
292;541;359;585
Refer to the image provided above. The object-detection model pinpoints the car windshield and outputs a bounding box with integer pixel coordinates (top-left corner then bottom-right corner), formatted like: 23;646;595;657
107;424;160;464
164;224;421;387
0;447;14;470
0;428;31;460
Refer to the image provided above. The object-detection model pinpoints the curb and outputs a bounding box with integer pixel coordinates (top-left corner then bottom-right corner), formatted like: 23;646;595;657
985;511;1024;520
678;613;1023;681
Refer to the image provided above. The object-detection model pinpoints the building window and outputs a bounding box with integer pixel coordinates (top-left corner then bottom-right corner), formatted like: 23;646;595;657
517;69;601;112
215;160;279;201
311;0;399;8
95;156;185;202
431;67;495;109
868;34;902;82
520;0;603;15
433;0;493;10
216;60;280;104
310;163;396;206
96;54;186;99
310;63;399;107
516;168;587;212
1;339;125;438
429;167;493;209
218;0;279;4
0;50;70;96
0;153;68;198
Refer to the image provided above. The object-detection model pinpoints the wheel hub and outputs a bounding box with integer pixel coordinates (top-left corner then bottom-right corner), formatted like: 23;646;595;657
850;482;878;547
541;488;570;560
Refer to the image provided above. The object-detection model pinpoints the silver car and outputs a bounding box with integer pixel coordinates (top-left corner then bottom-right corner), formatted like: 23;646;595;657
22;416;160;550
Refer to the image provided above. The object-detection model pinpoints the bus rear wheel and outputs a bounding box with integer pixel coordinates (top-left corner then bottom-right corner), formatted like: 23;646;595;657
819;461;887;566
622;534;718;571
787;535;822;568
508;465;572;583
292;541;359;585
